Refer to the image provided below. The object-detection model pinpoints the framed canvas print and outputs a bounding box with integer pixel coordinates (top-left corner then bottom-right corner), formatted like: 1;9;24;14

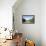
22;15;35;24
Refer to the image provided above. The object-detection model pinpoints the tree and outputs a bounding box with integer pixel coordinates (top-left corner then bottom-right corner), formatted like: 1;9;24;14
22;18;26;23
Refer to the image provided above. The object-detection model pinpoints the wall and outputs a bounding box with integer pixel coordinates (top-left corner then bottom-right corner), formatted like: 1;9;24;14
0;0;16;30
41;0;46;46
13;0;41;46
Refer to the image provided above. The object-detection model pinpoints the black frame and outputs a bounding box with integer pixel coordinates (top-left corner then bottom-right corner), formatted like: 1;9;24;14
22;15;35;24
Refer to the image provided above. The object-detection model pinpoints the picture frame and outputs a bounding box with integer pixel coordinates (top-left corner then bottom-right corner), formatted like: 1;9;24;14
22;15;35;24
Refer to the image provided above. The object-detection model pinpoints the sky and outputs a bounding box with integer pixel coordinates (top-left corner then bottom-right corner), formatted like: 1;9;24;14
23;15;33;20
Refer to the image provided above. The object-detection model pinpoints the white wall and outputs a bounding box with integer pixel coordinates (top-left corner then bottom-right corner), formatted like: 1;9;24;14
41;0;46;46
13;0;41;46
0;0;16;29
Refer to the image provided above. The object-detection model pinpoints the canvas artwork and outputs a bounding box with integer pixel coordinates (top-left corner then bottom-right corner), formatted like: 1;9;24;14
22;15;35;24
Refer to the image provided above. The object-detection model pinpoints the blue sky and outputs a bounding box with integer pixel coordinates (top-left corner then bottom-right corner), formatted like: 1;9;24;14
23;15;33;20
